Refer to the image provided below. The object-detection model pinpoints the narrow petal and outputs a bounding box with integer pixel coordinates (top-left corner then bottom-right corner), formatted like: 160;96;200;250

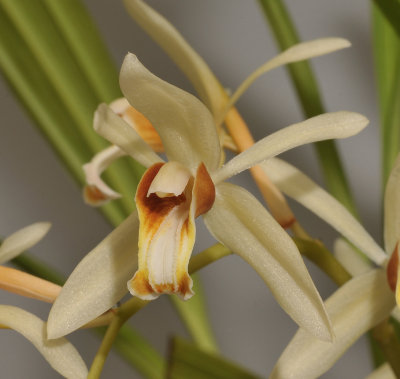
128;162;215;300
83;145;126;206
0;266;60;303
0;305;87;378
122;0;226;118
261;158;387;265
270;270;395;379
366;363;396;379
213;112;368;183
203;182;332;341
384;153;400;253
94;103;163;168
47;212;139;339
218;38;350;124
0;222;51;264
120;54;221;172
333;238;372;277
110;98;164;152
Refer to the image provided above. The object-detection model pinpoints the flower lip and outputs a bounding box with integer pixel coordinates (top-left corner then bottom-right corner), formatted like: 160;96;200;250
128;161;215;300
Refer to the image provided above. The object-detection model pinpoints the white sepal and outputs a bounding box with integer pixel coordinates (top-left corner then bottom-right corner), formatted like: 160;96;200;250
213;112;368;183
47;212;139;339
203;182;333;341
270;270;395;379
120;54;221;172
262;157;387;265
94;103;163;168
0;222;51;264
0;305;87;379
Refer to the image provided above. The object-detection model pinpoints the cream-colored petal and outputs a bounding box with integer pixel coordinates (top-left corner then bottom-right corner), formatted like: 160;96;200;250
384;153;400;253
261;157;387;265
217;38;350;124
0;305;87;379
366;363;396;379
122;0;226;118
333;238;372;277
94;103;163;168
83;145;126;206
147;161;191;197
0;222;51;264
47;212;139;339
270;269;395;379
119;54;221;172
213;112;369;183
203;182;333;341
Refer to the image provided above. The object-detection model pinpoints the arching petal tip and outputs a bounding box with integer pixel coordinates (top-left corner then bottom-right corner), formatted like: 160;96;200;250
83;185;121;207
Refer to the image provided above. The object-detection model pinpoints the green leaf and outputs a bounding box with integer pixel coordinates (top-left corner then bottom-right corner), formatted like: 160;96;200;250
373;0;400;39
257;0;358;218
0;0;146;223
168;337;261;379
0;0;216;361
372;2;400;186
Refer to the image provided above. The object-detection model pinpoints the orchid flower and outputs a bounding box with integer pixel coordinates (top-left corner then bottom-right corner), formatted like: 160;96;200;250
0;224;88;379
260;154;400;378
47;51;369;342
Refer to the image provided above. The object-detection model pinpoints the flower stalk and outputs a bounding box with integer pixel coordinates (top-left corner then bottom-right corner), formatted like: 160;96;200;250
87;243;232;378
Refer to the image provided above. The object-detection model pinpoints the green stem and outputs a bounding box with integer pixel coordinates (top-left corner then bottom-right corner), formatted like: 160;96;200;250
88;315;125;379
372;319;400;377
293;237;351;286
257;0;358;218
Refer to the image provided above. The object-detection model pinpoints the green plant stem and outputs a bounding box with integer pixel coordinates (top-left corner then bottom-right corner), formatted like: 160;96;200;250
257;0;358;217
87;244;231;378
293;237;352;286
88;316;126;379
372;319;400;377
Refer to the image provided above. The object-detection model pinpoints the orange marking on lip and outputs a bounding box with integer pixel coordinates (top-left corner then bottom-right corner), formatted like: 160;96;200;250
193;163;215;217
129;271;155;298
177;273;193;299
387;243;399;292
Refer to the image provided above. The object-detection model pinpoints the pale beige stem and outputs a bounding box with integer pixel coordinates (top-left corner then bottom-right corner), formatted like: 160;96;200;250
224;107;295;228
0;266;61;303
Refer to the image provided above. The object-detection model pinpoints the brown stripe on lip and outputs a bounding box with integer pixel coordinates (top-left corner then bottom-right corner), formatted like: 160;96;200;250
387;243;399;292
193;163;215;218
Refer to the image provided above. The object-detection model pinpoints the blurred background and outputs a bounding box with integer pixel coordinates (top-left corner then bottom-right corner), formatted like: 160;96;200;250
0;0;381;377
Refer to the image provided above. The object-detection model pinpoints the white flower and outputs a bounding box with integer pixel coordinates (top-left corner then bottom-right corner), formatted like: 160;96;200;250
47;53;368;342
